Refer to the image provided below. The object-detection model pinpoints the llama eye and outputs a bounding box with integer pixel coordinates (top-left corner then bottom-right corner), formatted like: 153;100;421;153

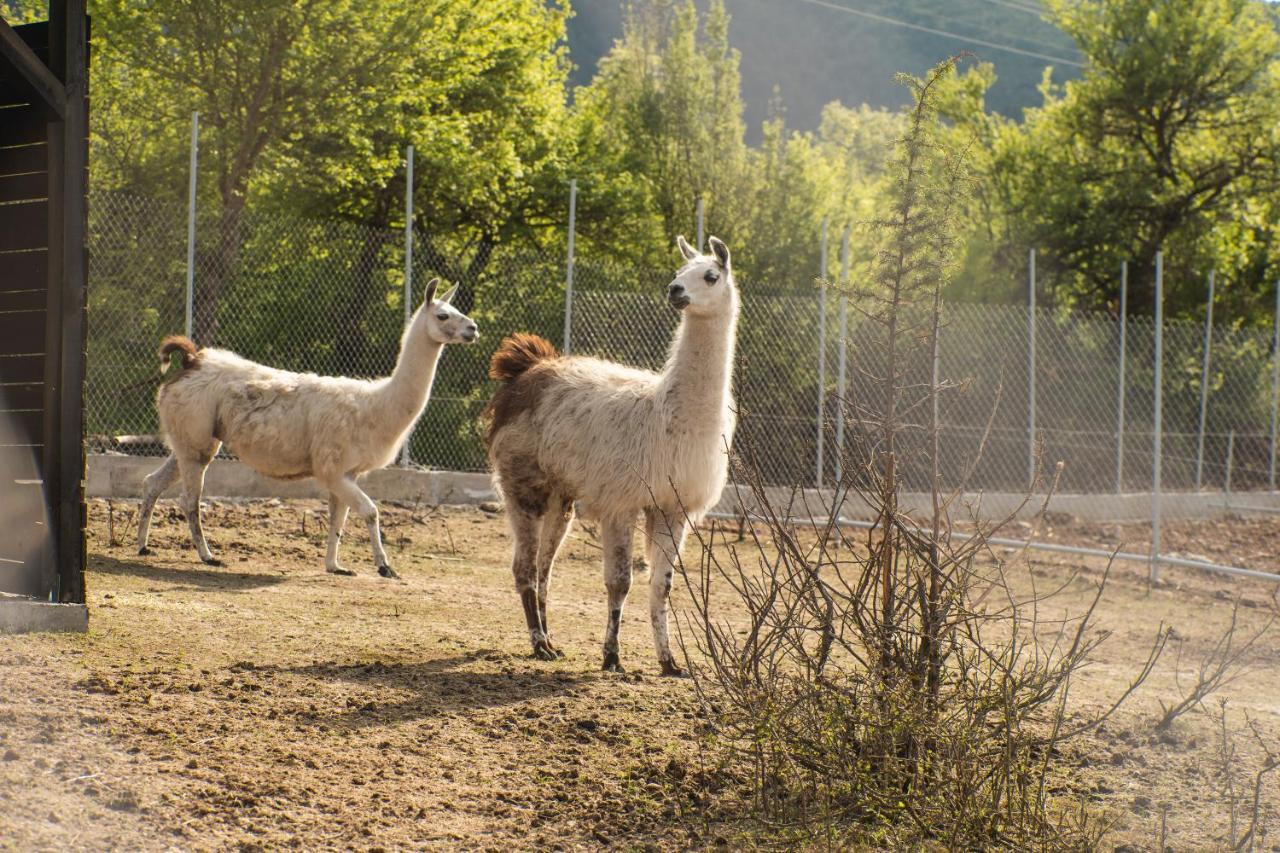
436;313;448;321
703;270;719;284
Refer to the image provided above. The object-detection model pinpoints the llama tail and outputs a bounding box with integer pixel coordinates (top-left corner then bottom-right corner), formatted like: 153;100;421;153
158;335;200;379
489;333;559;381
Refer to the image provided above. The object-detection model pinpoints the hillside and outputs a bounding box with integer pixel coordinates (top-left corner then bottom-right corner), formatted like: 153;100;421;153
565;0;1082;134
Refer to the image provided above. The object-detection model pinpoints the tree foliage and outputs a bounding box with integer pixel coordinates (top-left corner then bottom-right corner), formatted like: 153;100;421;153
993;0;1280;316
78;0;1280;328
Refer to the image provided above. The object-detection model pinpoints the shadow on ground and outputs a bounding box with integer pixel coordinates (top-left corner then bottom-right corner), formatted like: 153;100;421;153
90;553;287;591
278;652;589;725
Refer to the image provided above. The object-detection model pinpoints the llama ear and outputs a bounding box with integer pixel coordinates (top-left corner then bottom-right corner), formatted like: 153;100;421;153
440;284;459;305
708;236;730;269
423;278;440;305
676;235;697;261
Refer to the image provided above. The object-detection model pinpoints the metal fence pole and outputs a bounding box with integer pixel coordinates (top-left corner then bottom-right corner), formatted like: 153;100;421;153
1151;250;1164;583
834;225;850;484
1115;261;1127;493
816;217;829;489
1271;280;1279;491
184;111;198;340
398;145;415;468
563;178;577;355
695;197;704;251
1224;429;1235;512
1194;269;1215;490
1028;248;1037;488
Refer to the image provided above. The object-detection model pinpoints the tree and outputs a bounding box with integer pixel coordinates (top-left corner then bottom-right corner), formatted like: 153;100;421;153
571;0;750;269
259;1;573;319
996;0;1280;316
91;0;443;343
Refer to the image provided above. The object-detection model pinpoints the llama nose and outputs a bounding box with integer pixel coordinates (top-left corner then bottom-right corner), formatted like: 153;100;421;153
668;283;685;299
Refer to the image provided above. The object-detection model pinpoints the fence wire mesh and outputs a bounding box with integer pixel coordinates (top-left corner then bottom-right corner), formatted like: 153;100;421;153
87;189;1280;495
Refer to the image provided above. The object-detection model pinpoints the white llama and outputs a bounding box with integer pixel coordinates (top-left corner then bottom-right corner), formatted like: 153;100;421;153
137;279;478;577
484;236;739;674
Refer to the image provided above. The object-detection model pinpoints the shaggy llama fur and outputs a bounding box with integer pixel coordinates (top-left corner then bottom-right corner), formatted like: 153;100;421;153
484;236;739;674
137;279;477;576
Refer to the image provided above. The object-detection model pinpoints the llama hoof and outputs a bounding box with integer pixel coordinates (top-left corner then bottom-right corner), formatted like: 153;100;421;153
327;566;356;576
601;652;625;673
531;641;559;662
137;546;152;556
201;557;225;567
377;564;400;579
659;657;686;678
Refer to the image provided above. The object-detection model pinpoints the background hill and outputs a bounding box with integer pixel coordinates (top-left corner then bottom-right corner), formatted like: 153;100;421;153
565;0;1082;135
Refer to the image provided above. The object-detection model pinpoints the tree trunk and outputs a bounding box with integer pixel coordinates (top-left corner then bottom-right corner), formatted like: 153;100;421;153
193;200;246;347
334;193;393;376
455;237;495;315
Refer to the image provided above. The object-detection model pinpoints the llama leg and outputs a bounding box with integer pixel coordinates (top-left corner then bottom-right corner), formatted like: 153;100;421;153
646;508;688;677
600;518;635;672
324;492;353;575
323;475;396;578
137;455;179;555
534;495;574;656
177;451;220;566
509;506;556;660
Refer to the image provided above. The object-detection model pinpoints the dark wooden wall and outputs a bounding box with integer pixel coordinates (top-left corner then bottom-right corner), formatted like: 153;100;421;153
0;8;88;603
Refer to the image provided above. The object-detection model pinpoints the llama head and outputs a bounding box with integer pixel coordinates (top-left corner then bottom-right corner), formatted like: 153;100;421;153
667;235;735;317
420;278;479;344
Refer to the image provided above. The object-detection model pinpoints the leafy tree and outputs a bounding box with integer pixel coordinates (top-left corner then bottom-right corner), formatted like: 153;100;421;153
90;0;576;340
92;0;421;342
996;0;1280;317
1;1;44;24
261;0;573;323
570;0;750;270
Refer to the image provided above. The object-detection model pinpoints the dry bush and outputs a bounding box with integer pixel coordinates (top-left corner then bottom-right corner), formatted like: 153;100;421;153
1212;700;1279;851
671;58;1164;848
1156;602;1275;733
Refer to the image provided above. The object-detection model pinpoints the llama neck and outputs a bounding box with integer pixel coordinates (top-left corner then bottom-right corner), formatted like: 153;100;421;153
658;295;738;433
375;321;445;428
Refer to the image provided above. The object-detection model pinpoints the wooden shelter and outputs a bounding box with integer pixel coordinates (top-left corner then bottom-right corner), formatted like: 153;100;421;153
0;1;89;622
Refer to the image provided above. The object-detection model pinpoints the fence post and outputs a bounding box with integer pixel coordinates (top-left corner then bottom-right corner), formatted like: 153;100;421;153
1028;248;1037;488
1271;281;1279;492
184;111;198;340
563;178;577;355
1151;250;1164;583
1115;261;1127;493
816;217;828;489
1224;429;1235;512
398;145;415;468
834;225;850;484
1194;269;1215;490
695;197;704;251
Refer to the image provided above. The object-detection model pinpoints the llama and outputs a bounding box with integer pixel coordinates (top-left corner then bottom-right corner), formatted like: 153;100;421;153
137;279;477;577
484;236;739;675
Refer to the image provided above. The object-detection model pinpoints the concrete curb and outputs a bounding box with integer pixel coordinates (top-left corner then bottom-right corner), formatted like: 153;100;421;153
88;454;496;506
87;454;1280;522
0;597;88;634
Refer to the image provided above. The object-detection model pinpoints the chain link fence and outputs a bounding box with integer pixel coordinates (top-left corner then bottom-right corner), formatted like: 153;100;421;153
87;189;1280;495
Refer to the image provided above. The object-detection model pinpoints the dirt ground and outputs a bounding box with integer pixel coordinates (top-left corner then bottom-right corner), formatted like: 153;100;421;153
2;498;1279;850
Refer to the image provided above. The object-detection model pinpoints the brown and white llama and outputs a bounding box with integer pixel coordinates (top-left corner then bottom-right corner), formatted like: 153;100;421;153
136;279;477;577
484;236;739;674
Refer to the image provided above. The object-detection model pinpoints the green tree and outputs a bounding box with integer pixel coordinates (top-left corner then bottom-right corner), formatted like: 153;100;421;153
571;0;749;269
1;1;44;24
261;0;573;319
997;0;1280;317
